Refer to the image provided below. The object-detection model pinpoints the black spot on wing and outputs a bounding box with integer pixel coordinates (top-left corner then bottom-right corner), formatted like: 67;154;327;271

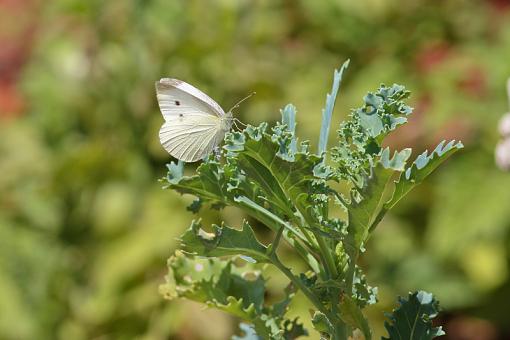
175;100;181;106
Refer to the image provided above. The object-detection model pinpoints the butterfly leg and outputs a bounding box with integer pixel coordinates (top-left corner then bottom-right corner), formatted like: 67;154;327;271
213;146;222;160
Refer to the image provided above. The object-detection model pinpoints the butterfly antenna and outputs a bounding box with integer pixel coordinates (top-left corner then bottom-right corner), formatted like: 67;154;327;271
234;118;247;128
228;92;256;113
232;119;240;131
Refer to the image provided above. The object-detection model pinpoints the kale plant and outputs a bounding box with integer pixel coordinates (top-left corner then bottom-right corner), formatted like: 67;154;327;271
159;61;462;339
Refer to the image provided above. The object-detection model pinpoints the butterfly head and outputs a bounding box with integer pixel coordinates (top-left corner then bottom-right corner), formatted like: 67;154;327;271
221;111;234;132
222;92;255;132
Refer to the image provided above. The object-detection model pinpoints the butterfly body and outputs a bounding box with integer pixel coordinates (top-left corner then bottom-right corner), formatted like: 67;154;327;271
156;78;233;162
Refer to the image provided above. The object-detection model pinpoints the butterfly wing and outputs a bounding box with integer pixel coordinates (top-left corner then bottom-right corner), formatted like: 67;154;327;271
159;117;225;162
156;78;225;119
156;78;226;162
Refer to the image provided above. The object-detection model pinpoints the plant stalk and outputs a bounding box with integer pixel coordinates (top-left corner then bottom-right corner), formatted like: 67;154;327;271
271;256;334;321
314;231;338;279
272;254;349;340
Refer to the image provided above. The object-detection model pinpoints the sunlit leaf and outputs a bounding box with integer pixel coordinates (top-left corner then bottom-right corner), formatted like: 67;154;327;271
180;220;270;263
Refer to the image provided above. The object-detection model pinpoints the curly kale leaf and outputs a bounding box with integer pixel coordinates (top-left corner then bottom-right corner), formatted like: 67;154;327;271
160;252;306;340
332;84;412;186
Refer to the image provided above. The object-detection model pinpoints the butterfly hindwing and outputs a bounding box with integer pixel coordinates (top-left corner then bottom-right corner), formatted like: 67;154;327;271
159;115;223;162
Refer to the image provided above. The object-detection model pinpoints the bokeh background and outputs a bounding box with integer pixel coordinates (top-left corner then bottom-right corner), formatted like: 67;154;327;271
1;0;510;339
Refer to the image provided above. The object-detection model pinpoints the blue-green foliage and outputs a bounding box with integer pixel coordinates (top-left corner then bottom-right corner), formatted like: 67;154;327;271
331;84;413;186
318;60;350;155
161;67;460;339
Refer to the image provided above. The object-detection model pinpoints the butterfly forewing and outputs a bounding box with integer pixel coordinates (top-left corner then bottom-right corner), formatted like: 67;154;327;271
156;78;225;119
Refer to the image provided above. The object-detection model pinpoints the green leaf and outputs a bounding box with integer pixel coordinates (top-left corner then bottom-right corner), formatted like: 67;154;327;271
180;220;270;263
162;78;462;340
385;140;464;210
238;127;324;224
235;196;304;241
344;148;412;257
163;151;316;266
162;121;322;264
382;291;445;340
339;295;372;340
163;160;228;202
282;104;298;155
161;253;306;340
270;284;308;339
281;319;308;340
318;60;350;155
160;254;270;338
311;311;334;335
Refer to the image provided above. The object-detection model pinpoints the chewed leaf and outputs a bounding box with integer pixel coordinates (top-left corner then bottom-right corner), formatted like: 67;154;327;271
180;220;270;263
161;253;306;340
383;291;445;340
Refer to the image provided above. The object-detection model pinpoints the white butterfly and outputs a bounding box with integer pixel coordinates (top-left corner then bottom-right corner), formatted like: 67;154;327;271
156;78;236;162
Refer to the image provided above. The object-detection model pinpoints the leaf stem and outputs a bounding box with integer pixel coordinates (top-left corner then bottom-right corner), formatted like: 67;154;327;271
270;255;337;323
294;211;338;280
331;303;348;340
368;207;387;233
267;226;285;257
314;231;338;279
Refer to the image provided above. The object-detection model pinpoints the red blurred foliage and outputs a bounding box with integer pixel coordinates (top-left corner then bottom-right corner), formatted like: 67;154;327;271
457;66;488;99
383;92;476;154
382;94;429;151
444;316;499;340
0;83;24;116
433;117;476;147
415;42;451;74
0;0;40;119
487;0;510;11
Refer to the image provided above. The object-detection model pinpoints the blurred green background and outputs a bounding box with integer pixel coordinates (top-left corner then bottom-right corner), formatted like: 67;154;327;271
1;0;510;339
